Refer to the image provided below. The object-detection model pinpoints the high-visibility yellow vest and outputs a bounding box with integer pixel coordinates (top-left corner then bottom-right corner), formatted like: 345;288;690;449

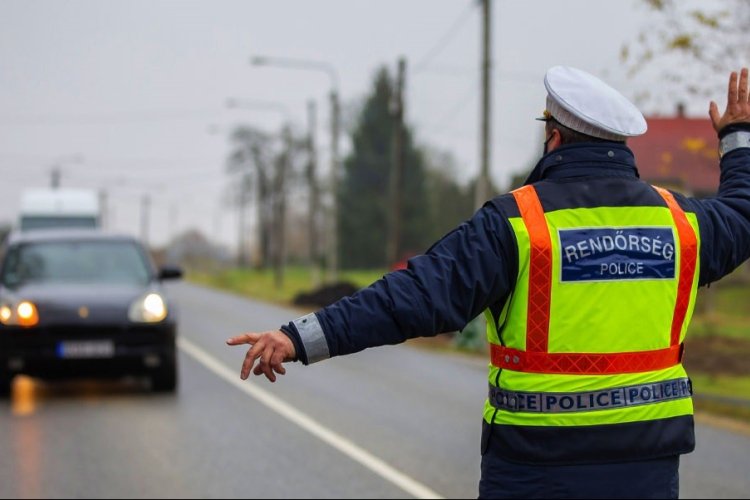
485;184;700;432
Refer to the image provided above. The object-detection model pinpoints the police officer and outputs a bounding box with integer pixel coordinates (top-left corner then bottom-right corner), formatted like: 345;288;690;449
228;67;750;499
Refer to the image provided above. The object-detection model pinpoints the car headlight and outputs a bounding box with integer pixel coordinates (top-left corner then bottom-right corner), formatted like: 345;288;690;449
0;305;11;323
129;293;168;323
0;300;40;327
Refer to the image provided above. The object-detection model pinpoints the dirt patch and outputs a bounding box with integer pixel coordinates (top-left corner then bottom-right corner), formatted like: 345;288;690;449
407;334;458;349
683;335;750;376
292;282;360;308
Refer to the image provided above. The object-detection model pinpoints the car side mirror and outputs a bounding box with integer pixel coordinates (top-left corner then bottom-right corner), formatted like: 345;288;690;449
159;266;183;281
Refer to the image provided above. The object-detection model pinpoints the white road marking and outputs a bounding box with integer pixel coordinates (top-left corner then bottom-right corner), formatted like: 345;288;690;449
178;338;444;500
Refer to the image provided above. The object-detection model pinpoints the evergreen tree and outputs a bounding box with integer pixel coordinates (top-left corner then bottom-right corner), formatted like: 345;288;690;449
422;149;476;244
339;67;431;269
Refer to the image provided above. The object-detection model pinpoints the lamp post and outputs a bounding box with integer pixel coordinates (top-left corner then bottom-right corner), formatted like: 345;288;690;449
250;56;341;282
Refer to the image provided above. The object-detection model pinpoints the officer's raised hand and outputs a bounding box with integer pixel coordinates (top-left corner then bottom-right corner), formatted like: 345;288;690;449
709;67;750;131
226;330;296;383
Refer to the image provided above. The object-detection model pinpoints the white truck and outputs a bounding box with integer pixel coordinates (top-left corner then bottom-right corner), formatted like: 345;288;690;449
18;189;101;232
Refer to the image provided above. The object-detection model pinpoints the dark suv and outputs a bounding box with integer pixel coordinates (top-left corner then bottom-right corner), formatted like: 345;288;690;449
0;230;182;396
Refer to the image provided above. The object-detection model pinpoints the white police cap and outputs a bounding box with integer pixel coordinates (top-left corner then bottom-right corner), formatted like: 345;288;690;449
539;66;647;141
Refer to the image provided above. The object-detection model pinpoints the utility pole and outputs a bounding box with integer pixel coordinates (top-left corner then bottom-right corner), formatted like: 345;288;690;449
98;189;108;230
387;57;407;267
258;172;271;269
212;207;223;273
50;167;61;189
213;208;223;247
140;194;151;247
307;100;321;288
274;127;292;290
169;203;179;242
238;174;251;268
328;91;341;282
48;155;83;190
475;0;493;209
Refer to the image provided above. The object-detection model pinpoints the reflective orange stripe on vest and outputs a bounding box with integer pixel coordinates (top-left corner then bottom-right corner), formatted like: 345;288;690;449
512;185;551;353
653;186;698;347
490;344;685;374
493;185;695;375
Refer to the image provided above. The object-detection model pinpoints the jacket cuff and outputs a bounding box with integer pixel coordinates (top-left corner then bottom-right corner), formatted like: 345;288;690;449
291;313;330;365
719;130;750;158
279;324;306;364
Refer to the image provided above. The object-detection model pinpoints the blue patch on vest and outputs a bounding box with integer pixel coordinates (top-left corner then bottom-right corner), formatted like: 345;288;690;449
558;227;676;282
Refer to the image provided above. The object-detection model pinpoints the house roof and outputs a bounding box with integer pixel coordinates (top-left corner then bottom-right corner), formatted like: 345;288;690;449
629;117;719;196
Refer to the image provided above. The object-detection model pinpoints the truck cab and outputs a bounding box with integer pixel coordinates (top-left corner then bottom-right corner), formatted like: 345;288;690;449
19;189;101;232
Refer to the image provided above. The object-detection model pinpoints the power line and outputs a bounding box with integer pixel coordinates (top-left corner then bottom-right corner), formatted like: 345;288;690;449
0;166;227;184
420;84;478;136
67;165;225;176
0;169;229;190
98;174;227;192
0;153;227;174
413;67;540;84
413;2;478;74
0;109;228;126
0;152;220;162
413;65;479;78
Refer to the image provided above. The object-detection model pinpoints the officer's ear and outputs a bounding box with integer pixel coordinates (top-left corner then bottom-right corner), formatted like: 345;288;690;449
547;128;563;152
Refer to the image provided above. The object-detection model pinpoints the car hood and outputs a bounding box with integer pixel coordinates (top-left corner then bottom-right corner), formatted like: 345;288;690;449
2;283;156;326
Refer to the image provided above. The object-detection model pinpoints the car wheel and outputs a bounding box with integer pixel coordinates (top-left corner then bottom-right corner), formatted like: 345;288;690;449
152;357;178;393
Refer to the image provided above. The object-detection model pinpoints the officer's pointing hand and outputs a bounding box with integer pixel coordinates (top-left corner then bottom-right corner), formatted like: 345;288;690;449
710;67;750;132
226;331;296;383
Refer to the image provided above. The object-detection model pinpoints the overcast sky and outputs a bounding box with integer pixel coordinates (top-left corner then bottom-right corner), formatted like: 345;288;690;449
0;0;726;250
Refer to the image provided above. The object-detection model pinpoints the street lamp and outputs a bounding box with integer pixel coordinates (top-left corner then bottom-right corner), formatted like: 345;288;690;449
250;56;339;90
250;55;342;282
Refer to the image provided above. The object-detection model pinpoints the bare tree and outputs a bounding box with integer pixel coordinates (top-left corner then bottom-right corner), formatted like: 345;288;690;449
623;0;750;286
227;127;275;269
622;0;750;111
227;125;308;287
272;127;308;288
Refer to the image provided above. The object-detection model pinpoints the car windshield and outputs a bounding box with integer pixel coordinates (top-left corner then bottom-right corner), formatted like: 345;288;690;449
1;240;152;288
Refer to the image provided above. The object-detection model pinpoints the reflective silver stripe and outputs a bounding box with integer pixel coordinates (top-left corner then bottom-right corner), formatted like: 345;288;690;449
488;378;692;414
292;313;330;364
720;131;750;158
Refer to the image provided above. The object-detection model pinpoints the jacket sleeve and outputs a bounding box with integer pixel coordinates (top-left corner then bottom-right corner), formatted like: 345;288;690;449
283;203;517;364
681;123;750;286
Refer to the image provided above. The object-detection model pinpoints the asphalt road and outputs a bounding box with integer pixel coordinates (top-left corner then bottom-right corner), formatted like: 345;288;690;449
0;282;748;498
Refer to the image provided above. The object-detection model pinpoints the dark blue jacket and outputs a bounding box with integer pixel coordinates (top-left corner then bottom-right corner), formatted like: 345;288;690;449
286;129;750;362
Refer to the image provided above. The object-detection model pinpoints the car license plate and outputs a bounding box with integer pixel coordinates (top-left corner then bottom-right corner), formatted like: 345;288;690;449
57;341;115;359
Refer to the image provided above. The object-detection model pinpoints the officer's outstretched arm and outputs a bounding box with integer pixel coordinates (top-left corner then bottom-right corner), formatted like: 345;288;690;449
688;68;750;285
